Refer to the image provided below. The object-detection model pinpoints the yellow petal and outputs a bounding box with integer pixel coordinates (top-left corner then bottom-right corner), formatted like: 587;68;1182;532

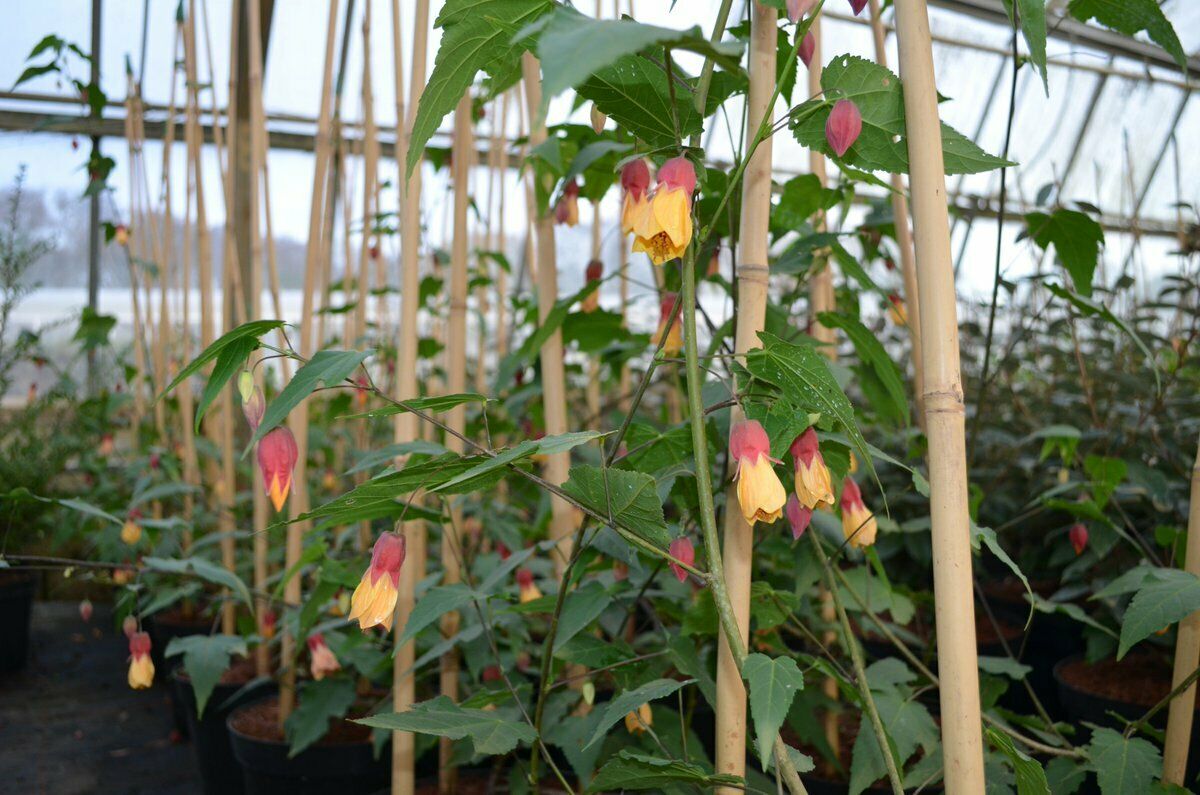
652;188;692;250
737;457;787;525
268;473;290;512
842;505;878;548
128;656;155;690
795;460;834;510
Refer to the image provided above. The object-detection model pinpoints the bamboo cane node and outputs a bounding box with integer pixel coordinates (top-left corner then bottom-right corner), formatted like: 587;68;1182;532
922;387;965;414
736;261;770;284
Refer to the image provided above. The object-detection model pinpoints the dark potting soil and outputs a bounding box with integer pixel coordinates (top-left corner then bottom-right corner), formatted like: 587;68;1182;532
0;601;199;794
1058;653;1186;709
229;696;373;745
176;654;259;687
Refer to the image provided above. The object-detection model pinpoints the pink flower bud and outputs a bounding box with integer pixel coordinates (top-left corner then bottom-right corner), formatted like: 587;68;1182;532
799;32;816;68
656;156;696;196
825;99;862;158
787;0;817;22
668;537;695;582
257;426;299;512
849;0;867;14
242;385;266;431
621;159;651;200
123;615;138;637
1069;524;1088;556
730;420;772;465
785;495;813;540
79;599;93;622
585;259;603;283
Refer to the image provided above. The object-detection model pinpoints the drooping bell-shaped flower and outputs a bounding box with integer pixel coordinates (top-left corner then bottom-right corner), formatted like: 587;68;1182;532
121;517;142;546
114;224;130;247
625;702;653;734
785;494;813;540
653;293;683;356
582;259;603;313
555;179;580;227
516;568;542;604
257;426;299;513
825;99;863;158
840;477;878;548
261;609;277;640
349;532;406;632
799;31;816;67
590;103;607;134
307;633;341;680
79;599;93;623
1069;523;1089;556
620;159;652;235
849;0;868;14
730;420;787;524
668;536;695;583
888;294;908;326
790;428;835;509
631;156;696;265
127;631;154;690
787;0;817;21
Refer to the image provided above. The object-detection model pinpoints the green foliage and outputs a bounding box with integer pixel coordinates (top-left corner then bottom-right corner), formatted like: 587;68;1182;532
584;678;693;749
163;319;284;405
1068;0;1186;71
143;555;253;609
286;678;358;757
1023;209;1105;297
743;653;805;766
1117;569;1200;658
986;726;1050;794
165;634;248;717
1084;726;1162;794
248;349;373;450
562;465;671;548
587;751;743;792
357;695;537;755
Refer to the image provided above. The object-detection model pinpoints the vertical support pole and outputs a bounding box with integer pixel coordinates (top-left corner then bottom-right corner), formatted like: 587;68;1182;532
715;3;775;789
521;54;575;574
87;0;102;394
1163;436;1200;784
893;2;985;789
867;0;924;427
391;2;430;792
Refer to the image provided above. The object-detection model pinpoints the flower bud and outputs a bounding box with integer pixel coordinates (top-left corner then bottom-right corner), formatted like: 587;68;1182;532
787;0;817;21
1069;524;1088;556
242;385;266;431
785;494;813;540
590;103;607;134
799;32;816;68
849;0;867;14
668;536;695;583
122;615;138;637
825;99;863;158
79;599;94;623
121;519;142;546
237;370;255;403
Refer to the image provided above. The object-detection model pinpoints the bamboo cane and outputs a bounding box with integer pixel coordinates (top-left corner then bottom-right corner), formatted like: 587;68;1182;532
121;78;149;438
495;92;511;364
436;91;474;795
391;1;430;790
1164;435;1200;784
521;54;575;575
804;15;843;759
893;1;986;788
715;2;775;788
867;0;925;427
279;0;340;723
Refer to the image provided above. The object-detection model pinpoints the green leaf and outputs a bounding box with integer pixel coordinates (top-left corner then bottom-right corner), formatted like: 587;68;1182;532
430;431;602;493
1068;0;1186;71
978;656;1032;680
529;7;743;121
143;556;253;608
552;581;612;653
165;634;247;717
562;466;671;549
194;336;257;432
556;635;635;668
584;678;693;749
971;523;1033;627
357;695;537;755
1084;726;1162;795
1084;455;1127;509
73;307;116;351
247;349;373;451
408;0;551;176
744;333;877;487
773;174;839;233
790;55;1012;175
1118;569;1200;658
1003;0;1048;90
1024;210;1105;296
301;453;481;525
849;689;938;795
398;583;479;646
987;726;1051;795
743;653;805;766
587;751;743;792
161;319;284;400
285;678;357;757
340;393;487;420
818;312;908;425
1044;284;1159;392
1046;756;1087;795
576;53;701;148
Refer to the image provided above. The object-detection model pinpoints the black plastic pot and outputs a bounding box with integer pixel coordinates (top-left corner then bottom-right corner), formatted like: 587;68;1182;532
228;697;389;795
145;609;211;739
172;667;275;795
0;571;37;673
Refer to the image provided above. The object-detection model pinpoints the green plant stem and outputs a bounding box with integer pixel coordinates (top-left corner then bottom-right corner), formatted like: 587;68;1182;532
808;532;904;795
689;0;736;148
680;253;807;795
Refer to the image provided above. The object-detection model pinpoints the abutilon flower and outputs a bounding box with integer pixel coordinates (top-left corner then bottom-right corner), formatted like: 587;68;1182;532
888;294;908;326
240;377;265;431
261;609;277;639
122;615;138;638
516;569;542;604
307;633;341;680
121;518;142;546
653;293;683;356
590;103;607;134
849;0;868;14
555;179;580;227
620;159;651;235
127;631;154;690
730;420;787;524
349;532;406;631
825;99;863;157
113;566;135;585
790;428;835;510
840;477;878;548
799;31;816;68
582;259;603;313
625;703;653;733
1069;523;1089;556
79;599;93;623
321;469;338;491
668;536;695;582
482;665;502;683
496;542;511;561
612;560;629;582
787;0;817;21
257;426;299;512
785;494;813;540
354;373;370;410
115;224;129;247
98;433;115;457
631;156;696;265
